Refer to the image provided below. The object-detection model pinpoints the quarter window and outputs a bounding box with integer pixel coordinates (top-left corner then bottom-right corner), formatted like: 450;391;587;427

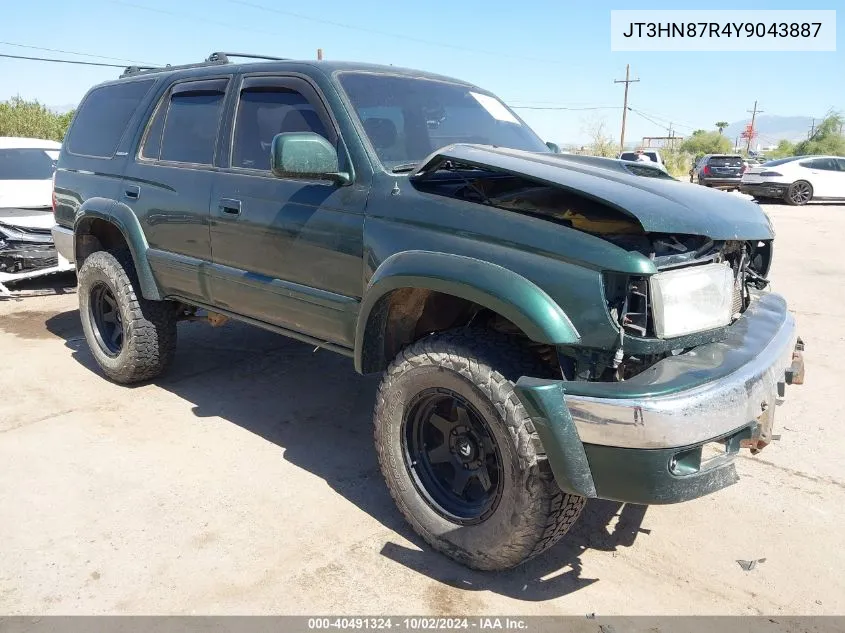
66;80;154;158
232;87;330;171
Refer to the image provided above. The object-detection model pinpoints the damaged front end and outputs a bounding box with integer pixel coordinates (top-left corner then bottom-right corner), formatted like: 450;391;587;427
409;144;804;503
0;211;74;295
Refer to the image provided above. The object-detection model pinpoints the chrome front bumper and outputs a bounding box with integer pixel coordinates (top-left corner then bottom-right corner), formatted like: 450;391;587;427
564;291;802;450
50;224;75;264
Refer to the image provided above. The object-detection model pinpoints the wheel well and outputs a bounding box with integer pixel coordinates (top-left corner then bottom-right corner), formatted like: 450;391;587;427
75;218;129;265
361;288;560;376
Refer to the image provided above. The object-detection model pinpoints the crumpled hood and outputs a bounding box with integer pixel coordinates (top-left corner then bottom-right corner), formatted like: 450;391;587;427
411;145;775;241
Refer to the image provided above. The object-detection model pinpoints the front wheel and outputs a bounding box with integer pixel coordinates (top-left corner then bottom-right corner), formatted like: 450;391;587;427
785;180;813;206
373;329;586;571
77;249;178;384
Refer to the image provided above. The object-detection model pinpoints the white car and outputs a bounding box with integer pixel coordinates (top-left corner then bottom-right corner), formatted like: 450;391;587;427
0;136;75;295
740;154;845;206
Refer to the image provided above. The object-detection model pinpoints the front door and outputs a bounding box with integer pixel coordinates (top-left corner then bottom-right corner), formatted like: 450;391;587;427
208;75;367;348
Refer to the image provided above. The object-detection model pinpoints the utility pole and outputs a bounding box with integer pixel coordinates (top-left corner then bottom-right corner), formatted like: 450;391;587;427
746;100;763;154
317;48;323;60
614;64;639;153
734;135;739;151
808;118;816;139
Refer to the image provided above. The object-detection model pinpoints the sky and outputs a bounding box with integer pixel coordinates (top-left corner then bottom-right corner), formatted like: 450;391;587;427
1;0;843;145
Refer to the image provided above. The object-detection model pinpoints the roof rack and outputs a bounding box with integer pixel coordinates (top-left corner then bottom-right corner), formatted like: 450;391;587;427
120;51;288;79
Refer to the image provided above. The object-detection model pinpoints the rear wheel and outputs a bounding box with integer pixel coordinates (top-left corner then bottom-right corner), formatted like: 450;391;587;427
785;180;813;206
374;329;586;570
78;249;178;384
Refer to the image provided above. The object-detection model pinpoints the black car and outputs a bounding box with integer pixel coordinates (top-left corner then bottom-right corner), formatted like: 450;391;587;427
690;154;746;189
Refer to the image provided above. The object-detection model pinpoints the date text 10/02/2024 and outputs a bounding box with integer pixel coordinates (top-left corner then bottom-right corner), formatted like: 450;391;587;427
307;618;529;630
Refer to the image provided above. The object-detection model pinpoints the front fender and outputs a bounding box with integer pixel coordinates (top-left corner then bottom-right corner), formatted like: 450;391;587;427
354;250;580;373
74;197;161;300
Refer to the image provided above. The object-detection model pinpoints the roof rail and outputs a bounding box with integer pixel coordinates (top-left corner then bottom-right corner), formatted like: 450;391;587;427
120;51;287;79
206;52;289;63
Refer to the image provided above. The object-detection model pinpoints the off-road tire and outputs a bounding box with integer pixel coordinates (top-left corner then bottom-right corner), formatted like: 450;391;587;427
373;329;586;571
77;249;177;384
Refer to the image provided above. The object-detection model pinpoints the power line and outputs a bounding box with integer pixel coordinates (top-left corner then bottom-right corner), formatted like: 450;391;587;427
628;107;671;132
223;0;565;64
0;41;152;65
0;53;127;68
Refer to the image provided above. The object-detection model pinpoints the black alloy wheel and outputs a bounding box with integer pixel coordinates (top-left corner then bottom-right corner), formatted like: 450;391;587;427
89;281;124;356
403;388;504;525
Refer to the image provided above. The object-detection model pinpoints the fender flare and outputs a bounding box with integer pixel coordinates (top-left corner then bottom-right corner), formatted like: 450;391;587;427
74;197;162;300
354;250;580;373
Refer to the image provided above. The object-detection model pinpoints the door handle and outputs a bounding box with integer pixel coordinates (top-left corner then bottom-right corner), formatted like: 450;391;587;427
219;198;242;215
124;185;140;200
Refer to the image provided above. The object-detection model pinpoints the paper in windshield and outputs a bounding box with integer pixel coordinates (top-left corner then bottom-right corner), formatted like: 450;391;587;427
470;92;520;124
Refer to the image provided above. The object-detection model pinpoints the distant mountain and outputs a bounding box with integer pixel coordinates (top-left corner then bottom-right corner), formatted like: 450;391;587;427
722;115;815;145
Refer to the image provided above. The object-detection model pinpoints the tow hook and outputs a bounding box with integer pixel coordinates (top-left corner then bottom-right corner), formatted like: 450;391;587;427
741;401;774;454
742;338;805;455
785;338;805;385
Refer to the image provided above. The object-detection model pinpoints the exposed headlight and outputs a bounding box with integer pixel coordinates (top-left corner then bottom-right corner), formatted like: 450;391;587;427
650;263;735;338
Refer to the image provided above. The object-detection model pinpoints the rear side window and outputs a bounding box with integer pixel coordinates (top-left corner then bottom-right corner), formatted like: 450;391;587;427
142;79;228;165
764;157;800;167
66;80;154;158
619;152;637;161
708;156;743;167
0;148;58;180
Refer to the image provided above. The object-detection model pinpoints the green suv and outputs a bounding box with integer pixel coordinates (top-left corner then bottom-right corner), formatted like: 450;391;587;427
51;52;805;571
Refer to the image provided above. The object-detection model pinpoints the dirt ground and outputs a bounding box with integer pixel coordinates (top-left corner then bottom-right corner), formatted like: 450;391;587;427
0;203;842;616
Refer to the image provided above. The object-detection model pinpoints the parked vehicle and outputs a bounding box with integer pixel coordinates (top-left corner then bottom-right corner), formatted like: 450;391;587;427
690;154;746;189
0;136;74;295
52;52;805;570
619;149;664;166
561;154;674;179
741;155;845;205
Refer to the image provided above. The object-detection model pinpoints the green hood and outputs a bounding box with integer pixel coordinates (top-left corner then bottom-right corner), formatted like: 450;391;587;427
411;145;775;241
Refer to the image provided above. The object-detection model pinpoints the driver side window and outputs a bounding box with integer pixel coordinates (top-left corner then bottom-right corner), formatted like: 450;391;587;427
232;86;330;171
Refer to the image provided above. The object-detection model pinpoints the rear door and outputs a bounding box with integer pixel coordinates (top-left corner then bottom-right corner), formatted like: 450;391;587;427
208;73;367;348
122;76;231;304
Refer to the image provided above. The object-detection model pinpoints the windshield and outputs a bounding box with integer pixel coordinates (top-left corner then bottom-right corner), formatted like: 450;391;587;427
0;148;59;180
337;72;549;170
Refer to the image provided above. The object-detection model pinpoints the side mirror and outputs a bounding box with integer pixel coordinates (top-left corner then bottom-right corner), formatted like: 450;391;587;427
545;141;560;154
271;132;350;184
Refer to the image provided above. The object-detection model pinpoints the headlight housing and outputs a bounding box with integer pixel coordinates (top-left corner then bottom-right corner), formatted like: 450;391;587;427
649;263;735;338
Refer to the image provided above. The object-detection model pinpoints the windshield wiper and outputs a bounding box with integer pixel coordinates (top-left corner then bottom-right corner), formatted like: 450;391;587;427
390;163;419;173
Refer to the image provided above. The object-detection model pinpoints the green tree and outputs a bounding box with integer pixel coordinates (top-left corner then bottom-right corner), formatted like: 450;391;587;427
0;96;75;141
793;113;845;156
680;130;731;161
715;121;729;135
582;117;617;158
767;139;796;159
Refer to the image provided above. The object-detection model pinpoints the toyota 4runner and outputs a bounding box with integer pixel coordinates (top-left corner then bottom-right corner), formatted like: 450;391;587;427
51;52;805;571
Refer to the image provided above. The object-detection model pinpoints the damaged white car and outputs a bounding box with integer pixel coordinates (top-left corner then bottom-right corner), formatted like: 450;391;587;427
0;136;75;295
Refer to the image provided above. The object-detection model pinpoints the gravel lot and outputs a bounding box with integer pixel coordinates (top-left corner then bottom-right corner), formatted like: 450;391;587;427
1;203;843;616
